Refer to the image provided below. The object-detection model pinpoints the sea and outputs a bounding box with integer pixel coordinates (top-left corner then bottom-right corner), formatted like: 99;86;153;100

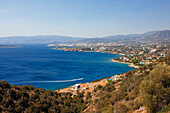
0;44;134;91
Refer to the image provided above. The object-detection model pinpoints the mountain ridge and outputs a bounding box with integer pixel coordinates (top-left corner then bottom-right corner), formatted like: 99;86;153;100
0;30;169;44
136;30;170;42
72;30;170;44
0;35;83;44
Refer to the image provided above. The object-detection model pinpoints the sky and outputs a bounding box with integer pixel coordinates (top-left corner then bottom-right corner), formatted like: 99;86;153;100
0;0;170;38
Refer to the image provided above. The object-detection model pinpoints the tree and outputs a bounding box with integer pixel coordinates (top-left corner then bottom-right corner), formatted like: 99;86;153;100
114;102;128;113
132;59;138;64
7;89;16;100
139;64;170;113
0;80;11;89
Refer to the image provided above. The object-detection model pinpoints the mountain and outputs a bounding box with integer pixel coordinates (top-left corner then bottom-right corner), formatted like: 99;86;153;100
70;30;170;44
71;30;160;44
0;35;83;44
136;30;170;42
0;30;169;44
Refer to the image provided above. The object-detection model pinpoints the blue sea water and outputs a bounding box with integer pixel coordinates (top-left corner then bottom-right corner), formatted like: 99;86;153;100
0;44;134;91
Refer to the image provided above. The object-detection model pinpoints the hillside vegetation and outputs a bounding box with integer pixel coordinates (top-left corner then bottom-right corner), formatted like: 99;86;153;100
84;55;170;113
0;55;169;113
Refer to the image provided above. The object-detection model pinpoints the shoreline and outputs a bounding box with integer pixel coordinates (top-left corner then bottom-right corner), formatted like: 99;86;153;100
54;48;137;93
53;47;138;69
111;59;139;68
52;47;119;54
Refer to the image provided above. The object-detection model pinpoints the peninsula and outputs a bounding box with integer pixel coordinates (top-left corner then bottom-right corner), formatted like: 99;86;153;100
0;45;20;48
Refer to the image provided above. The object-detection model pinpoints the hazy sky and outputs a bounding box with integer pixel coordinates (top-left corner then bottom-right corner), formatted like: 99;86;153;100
0;0;170;37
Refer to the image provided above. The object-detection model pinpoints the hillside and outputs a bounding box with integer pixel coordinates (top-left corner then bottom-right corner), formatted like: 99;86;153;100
0;55;169;113
84;56;170;113
137;30;170;42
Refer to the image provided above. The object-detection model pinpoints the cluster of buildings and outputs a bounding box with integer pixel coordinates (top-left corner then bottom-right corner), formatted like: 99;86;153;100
116;43;169;65
51;42;170;66
106;74;126;83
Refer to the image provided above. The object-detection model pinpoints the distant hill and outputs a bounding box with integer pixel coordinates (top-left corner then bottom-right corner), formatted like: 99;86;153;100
0;30;169;44
74;35;140;44
136;30;170;42
0;35;83;44
70;30;170;44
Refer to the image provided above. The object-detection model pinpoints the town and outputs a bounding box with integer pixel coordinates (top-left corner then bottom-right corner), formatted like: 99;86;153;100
49;41;170;68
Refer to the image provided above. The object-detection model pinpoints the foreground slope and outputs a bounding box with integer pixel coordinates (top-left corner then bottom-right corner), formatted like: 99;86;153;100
84;56;170;113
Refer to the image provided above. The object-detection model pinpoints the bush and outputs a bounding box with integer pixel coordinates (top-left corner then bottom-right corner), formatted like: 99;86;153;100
7;89;16;99
101;83;115;92
158;103;170;113
128;101;141;110
86;92;92;100
96;85;102;90
0;80;11;89
139;64;170;113
114;102;128;113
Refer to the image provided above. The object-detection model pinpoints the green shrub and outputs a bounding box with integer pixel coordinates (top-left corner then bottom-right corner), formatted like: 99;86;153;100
139;64;170;113
158;103;170;113
114;102;128;113
86;92;92;100
0;80;11;89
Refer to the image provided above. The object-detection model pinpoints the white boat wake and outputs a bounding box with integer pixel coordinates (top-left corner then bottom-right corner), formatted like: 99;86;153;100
15;78;84;84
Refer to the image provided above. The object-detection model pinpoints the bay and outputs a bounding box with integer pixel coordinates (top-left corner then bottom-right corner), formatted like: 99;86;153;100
0;44;134;91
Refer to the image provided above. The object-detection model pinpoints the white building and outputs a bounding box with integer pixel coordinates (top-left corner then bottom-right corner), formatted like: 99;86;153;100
123;57;129;61
139;51;144;55
146;57;152;60
151;49;157;53
160;53;165;57
140;61;151;65
99;46;106;50
72;84;80;90
111;76;122;82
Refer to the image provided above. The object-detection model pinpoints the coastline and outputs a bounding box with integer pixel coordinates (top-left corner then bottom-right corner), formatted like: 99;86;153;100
52;47;119;54
54;48;137;94
111;59;139;68
53;47;139;69
53;47;138;69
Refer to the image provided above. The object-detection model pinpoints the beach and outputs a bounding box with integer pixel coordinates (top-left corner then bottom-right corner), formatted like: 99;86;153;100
112;59;139;68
